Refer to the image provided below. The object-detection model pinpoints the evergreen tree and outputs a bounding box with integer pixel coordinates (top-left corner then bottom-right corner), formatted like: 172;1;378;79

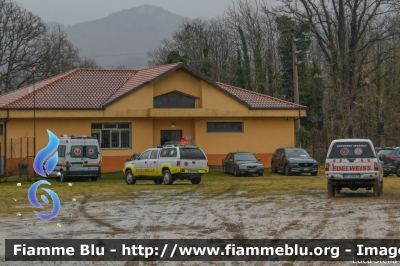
165;51;188;64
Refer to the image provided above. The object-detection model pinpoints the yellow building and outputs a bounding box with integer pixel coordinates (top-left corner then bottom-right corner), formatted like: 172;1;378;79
0;63;306;175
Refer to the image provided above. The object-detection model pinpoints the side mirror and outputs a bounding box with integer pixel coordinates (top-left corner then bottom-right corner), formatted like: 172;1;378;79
379;154;386;161
229;159;233;162
257;158;261;161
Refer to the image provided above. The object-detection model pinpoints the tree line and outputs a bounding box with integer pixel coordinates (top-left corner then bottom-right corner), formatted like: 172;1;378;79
148;0;400;159
0;0;99;95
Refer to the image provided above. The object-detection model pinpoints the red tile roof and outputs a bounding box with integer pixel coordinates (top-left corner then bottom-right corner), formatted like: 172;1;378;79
0;62;306;110
216;82;306;109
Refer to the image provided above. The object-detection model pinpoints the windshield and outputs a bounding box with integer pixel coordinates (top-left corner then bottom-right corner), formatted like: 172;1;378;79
328;142;375;158
234;153;257;161
286;149;309;157
378;149;394;156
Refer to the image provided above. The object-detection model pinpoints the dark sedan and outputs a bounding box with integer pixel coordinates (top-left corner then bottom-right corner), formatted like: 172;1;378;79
222;152;264;177
378;147;400;177
271;147;318;176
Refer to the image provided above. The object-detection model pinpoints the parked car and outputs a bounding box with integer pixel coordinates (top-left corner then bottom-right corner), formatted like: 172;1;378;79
377;147;400;177
271;147;318;176
222;152;264;177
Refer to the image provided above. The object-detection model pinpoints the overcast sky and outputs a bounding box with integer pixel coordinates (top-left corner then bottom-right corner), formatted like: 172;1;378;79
12;0;235;26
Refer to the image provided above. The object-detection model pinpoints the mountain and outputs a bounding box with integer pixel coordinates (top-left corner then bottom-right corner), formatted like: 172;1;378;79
52;5;185;69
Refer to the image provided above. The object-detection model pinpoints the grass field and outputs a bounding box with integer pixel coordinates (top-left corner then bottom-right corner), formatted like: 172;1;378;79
1;167;400;215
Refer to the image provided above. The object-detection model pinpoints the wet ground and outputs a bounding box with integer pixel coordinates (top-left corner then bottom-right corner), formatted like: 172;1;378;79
1;187;400;266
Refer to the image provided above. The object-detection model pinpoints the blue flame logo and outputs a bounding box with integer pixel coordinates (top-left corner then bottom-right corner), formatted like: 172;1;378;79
33;130;59;177
28;180;60;220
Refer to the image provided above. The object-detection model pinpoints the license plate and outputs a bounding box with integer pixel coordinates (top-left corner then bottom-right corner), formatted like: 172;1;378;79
86;167;98;170
344;174;359;178
188;170;198;173
303;168;309;171
248;170;256;172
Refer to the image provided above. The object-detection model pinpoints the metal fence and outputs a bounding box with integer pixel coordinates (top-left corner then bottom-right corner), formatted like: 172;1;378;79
0;137;35;178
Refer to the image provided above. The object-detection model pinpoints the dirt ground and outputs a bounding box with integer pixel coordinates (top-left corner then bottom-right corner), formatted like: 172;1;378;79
1;186;400;266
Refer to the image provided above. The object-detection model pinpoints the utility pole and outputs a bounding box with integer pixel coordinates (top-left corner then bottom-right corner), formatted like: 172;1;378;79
292;37;300;146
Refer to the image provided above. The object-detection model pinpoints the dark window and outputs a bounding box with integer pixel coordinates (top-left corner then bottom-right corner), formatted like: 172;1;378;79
91;123;131;149
85;145;98;159
150;150;159;159
328;142;375;158
139;150;151;160
179;148;206;159
58;145;66;157
160;148;177;158
154;92;195;108
0;124;3;136
207;122;243;132
70;145;84;158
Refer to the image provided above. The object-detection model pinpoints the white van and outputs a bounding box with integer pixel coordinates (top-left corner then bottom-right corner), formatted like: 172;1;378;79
325;139;383;197
49;135;102;182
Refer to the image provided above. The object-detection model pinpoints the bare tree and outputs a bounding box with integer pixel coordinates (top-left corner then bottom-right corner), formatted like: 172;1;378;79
0;0;47;93
0;0;101;94
279;0;399;139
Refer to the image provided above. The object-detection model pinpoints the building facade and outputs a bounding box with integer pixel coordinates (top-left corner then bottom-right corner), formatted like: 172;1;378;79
0;63;306;175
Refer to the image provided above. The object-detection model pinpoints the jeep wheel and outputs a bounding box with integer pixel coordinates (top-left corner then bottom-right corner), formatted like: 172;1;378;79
234;168;240;177
327;182;335;198
373;179;381;197
163;169;174;185
284;164;291;176
60;172;67;182
380;180;383;194
271;162;277;173
153;179;163;185
258;172;263;176
91;176;98;181
125;170;136;185
191;176;201;184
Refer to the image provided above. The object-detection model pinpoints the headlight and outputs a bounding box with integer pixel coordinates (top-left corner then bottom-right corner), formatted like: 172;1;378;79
239;165;246;169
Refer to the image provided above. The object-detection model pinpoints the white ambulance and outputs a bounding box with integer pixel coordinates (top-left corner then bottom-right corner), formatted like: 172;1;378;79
49;134;102;182
325;139;383;197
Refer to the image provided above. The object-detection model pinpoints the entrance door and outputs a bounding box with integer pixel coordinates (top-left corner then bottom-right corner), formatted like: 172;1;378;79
160;130;182;145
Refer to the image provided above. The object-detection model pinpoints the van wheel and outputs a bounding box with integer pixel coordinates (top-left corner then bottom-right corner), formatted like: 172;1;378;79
60;172;67;182
163;169;173;185
373;179;381;197
191;176;201;184
327;182;335;198
153;179;163;184
125;170;136;185
222;165;227;174
91;176;98;181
